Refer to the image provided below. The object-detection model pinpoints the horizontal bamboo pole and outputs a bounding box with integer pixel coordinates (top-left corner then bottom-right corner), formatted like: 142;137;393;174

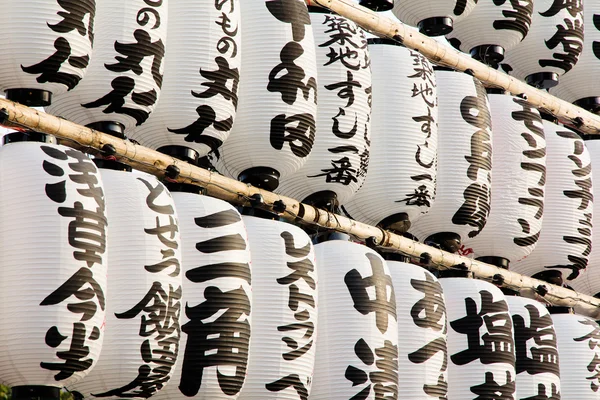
307;0;600;135
0;99;599;317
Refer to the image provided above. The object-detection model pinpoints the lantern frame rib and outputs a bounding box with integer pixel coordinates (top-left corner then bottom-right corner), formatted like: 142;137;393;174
0;101;599;318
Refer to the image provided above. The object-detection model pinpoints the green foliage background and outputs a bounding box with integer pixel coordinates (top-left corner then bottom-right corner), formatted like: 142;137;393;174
0;385;73;400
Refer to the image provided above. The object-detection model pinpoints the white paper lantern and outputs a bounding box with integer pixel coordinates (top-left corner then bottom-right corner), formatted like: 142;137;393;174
408;69;492;251
505;296;561;400
127;0;241;157
441;278;516;400
392;0;479;36
553;313;600;399
342;40;438;233
501;0;584;89
511;121;593;284
311;241;399;399
0;142;107;397
213;0;318;191
446;0;533;67
46;0;168;136
389;261;448;399
239;216;317;400
150;193;252;400
69;168;183;400
276;11;372;207
0;0;96;106
463;94;546;267
550;0;600;112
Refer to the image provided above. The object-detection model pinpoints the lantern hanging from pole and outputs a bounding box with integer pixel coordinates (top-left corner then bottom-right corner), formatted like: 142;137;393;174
440;277;516;400
505;296;561;400
46;0;168;138
213;0;318;191
341;39;438;234
445;0;533;68
552;313;600;399
511;121;593;286
128;0;241;158
391;0;479;36
147;193;252;400
550;0;600;114
276;10;372;210
239;216;317;399
0;138;108;400
310;241;398;399
0;0;96;106
388;261;448;399
408;69;492;253
501;0;584;90
68;167;183;400
462;93;546;269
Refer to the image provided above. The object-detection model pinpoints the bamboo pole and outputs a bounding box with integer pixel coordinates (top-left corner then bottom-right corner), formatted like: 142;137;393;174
0;100;599;317
306;0;600;135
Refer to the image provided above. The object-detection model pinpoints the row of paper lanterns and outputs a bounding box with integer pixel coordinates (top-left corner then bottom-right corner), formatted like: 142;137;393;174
0;140;598;400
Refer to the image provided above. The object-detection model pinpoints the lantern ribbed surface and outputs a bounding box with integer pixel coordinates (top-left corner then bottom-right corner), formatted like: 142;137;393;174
388;261;448;399
446;0;533;55
152;193;252;400
570;139;600;298
511;121;593;284
311;241;399;399
214;0;318;183
463;94;546;264
128;0;241;156
342;41;438;229
501;0;584;86
392;0;478;29
553;313;600;399
440;278;516;400
505;296;561;400
276;12;372;205
69;169;182;400
550;0;600;105
47;0;168;133
0;142;107;388
0;0;95;98
409;69;492;244
239;216;317;400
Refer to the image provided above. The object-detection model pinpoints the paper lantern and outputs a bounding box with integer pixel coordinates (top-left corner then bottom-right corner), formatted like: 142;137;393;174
501;0;584;89
511;121;593;284
69;167;183;400
408;69;492;252
550;0;600;113
0;0;96;106
441;277;516;400
505;296;561;400
276;11;372;208
311;241;399;399
150;193;252;400
0;141;107;399
239;216;317;399
213;0;318;191
446;0;533;68
553;313;600;398
46;0;168;137
127;0;241;157
462;94;546;268
389;261;448;399
391;0;479;36
342;39;438;234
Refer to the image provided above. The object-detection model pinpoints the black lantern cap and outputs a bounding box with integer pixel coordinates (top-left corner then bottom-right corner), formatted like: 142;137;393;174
424;231;461;254
238;166;281;191
470;45;505;69
532;270;573;314
307;5;332;13
87;121;126;139
12;386;60;400
302;190;339;213
3;130;56;144
6;89;52;107
358;0;393;12
477;256;510;270
158;145;200;166
377;212;410;235
92;157;132;171
574;97;600;116
418;17;453;37
525;72;559;90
